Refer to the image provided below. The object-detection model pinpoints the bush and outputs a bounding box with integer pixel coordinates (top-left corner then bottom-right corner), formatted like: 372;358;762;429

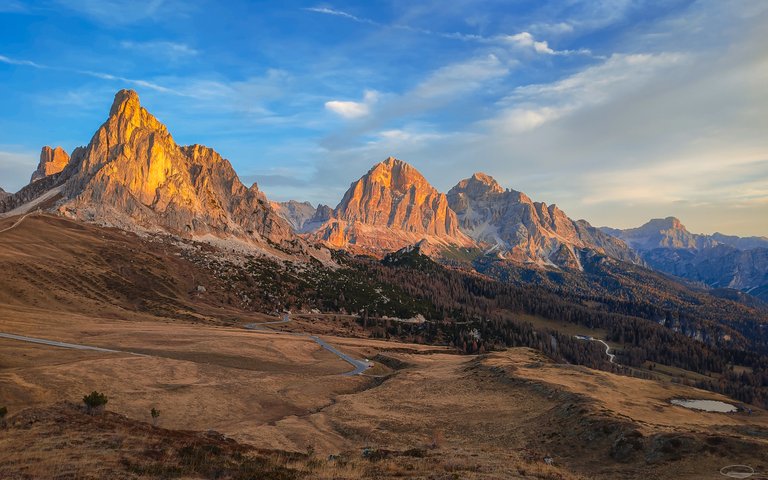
83;391;108;414
150;407;160;427
0;406;7;418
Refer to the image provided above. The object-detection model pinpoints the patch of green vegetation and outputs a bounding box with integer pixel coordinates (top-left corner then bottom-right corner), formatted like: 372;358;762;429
439;246;485;264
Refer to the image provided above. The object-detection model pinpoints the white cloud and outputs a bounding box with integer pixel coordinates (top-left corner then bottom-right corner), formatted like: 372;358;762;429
486;52;685;133
499;31;591;56
325;90;379;119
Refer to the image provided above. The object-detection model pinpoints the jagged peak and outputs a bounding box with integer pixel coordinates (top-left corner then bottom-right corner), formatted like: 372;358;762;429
31;145;70;183
449;172;505;198
470;172;499;185
364;157;431;192
109;89;141;116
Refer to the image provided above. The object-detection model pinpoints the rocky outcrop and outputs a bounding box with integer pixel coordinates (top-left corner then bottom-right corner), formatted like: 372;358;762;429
447;173;639;269
312;158;474;255
603;218;768;301
18;89;296;246
0;187;8;200
30;146;70;183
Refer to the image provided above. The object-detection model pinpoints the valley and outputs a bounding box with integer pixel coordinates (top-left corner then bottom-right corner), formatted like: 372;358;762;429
1;212;767;478
3;299;768;479
0;88;766;479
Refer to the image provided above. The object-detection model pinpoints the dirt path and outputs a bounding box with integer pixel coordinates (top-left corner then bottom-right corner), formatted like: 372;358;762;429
0;332;141;355
244;314;372;376
0;211;38;234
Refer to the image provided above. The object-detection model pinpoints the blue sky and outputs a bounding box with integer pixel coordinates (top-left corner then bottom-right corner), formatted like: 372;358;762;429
1;0;766;235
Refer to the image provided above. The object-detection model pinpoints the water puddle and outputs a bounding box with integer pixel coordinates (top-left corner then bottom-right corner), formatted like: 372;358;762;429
670;398;737;413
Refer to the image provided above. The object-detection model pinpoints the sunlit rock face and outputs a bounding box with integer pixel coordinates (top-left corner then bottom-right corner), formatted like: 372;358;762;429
30;146;70;183
312;157;474;255
447;172;640;269
56;89;294;244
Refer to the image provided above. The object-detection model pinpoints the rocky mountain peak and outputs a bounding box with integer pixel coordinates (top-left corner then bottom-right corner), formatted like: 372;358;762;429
38;89;297;248
449;172;505;199
365;157;430;193
602;217;716;251
447;175;639;268
110;89;140;115
30;146;70;183
646;217;685;231
312;158;473;255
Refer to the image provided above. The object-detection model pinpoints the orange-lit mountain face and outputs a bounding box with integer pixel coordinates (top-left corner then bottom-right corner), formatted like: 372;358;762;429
30;146;70;184
3;89;295;247
310;157;476;256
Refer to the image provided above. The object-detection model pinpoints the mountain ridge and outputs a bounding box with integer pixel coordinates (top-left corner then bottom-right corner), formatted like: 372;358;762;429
603;217;768;301
310;157;475;256
447;172;640;269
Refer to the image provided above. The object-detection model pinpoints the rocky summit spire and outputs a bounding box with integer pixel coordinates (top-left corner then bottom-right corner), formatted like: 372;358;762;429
311;157;474;255
109;89;140;116
48;89;294;246
30;146;70;183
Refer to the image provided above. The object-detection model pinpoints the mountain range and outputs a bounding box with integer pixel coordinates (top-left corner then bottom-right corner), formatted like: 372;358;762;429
602;218;768;302
1;89;766;303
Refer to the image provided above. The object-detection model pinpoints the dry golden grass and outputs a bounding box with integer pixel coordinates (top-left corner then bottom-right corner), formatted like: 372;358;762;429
2;214;767;479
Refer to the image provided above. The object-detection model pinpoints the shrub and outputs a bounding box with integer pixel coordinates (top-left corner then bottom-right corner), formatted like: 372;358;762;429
83;391;108;414
0;406;7;418
150;407;160;427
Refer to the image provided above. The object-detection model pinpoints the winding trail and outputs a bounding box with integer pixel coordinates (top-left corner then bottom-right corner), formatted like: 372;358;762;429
0;314;370;376
244;314;372;376
574;335;616;364
0;210;38;234
0;332;145;356
595;339;616;364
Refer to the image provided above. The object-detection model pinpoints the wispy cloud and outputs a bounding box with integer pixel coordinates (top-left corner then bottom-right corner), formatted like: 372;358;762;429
120;40;199;60
52;0;191;25
0;54;44;68
486;52;686;133
413;54;509;98
0;1;28;13
305;6;485;42
307;6;593;58
0;53;183;95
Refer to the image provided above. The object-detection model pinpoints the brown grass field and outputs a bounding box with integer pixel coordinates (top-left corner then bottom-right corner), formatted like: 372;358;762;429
1;214;768;479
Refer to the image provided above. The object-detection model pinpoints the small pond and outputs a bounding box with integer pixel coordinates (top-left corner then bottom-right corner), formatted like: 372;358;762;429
670;399;737;413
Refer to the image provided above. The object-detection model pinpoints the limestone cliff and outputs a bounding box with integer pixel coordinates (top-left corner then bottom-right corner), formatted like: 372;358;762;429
30;146;70;183
49;89;294;245
447;173;640;269
313;158;474;255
